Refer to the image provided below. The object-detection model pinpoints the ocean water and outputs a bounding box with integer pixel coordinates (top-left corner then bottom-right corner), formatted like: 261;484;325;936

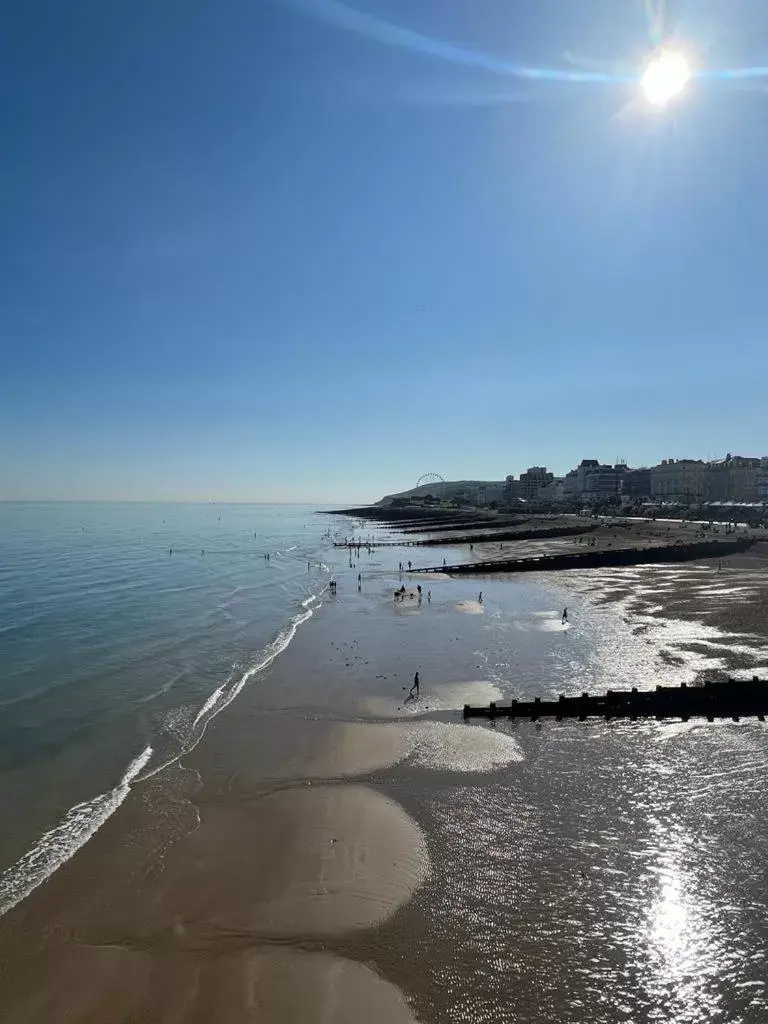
0;501;344;914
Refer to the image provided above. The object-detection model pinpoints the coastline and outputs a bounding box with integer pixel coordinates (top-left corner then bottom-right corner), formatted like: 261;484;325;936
2;519;768;1021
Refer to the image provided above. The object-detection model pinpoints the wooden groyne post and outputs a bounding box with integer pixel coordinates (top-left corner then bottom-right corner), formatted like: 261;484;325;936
463;678;768;722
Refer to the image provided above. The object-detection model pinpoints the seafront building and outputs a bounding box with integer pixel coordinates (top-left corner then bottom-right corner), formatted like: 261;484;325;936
505;454;768;506
650;459;707;503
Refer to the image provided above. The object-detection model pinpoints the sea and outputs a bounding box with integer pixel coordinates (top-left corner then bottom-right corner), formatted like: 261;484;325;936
0;501;348;915
3;503;768;1021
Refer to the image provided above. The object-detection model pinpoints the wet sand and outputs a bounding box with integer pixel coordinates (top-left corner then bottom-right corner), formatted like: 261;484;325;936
2;539;768;1022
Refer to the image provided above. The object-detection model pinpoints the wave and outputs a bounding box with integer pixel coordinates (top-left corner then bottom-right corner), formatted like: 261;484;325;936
138;589;324;782
0;745;153;917
192;683;225;728
0;577;326;918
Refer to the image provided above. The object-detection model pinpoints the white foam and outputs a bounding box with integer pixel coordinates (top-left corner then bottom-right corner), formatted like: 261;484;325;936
192;684;225;728
0;586;325;918
140;590;324;782
0;745;153;917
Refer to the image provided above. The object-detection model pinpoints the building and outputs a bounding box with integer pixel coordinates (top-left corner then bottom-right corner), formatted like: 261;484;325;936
651;459;707;503
705;455;761;503
581;464;624;502
518;466;554;501
758;459;768;503
503;475;521;502
538;476;565;503
562;460;600;502
621;468;652;500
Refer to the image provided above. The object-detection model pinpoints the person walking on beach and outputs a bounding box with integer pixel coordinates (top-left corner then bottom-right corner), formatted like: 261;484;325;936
562;607;568;625
357;572;362;590
478;591;483;604
399;561;403;572
427;589;431;602
408;560;412;571
410;671;420;698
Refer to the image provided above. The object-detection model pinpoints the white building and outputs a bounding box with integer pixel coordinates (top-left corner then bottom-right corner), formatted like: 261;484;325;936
651;459;707;503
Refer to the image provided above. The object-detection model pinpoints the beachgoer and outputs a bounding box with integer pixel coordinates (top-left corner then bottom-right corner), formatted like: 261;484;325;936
399;561;403;572
478;591;483;604
443;558;446;567
169;548;173;556
410;671;420;698
408;560;412;571
427;589;431;602
562;607;568;624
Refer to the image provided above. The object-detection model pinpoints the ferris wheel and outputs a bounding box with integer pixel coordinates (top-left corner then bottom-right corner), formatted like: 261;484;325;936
415;472;446;495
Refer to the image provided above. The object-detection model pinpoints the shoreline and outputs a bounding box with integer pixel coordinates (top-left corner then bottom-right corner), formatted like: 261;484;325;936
2;520;768;1020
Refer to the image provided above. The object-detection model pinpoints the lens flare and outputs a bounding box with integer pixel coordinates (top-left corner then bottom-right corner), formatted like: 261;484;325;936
641;49;692;106
287;0;768;104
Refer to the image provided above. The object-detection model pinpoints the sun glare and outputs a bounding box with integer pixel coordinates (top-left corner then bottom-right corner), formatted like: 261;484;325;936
641;48;691;107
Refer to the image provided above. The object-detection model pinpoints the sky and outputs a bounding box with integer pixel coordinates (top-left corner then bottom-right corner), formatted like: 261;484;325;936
2;0;768;503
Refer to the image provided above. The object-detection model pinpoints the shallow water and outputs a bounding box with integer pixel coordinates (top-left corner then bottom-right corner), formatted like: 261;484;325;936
0;502;342;910
3;508;768;1024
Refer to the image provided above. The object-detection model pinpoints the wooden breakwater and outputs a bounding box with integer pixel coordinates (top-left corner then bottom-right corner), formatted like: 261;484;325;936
322;506;493;526
398;517;530;534
334;524;597;550
463;678;768;722
412;537;755;574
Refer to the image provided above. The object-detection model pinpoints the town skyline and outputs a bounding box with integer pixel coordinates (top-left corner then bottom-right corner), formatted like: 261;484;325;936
384;452;768;508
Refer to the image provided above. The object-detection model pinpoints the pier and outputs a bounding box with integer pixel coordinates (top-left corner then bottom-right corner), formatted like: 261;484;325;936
463;678;768;722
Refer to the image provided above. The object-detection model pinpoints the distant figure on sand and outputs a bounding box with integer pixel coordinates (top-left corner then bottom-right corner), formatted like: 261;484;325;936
443;558;446;567
408;560;412;571
562;607;568;624
169;548;173;556
410;671;420;698
478;592;483;604
427;589;431;602
358;573;362;589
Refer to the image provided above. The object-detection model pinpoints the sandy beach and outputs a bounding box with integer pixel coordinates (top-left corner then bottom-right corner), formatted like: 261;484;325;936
2;521;768;1022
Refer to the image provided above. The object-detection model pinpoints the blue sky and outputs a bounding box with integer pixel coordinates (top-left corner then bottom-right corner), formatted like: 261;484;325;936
2;0;767;502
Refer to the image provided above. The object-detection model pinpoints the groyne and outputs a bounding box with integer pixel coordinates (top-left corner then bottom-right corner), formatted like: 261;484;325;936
463;677;768;722
411;538;755;574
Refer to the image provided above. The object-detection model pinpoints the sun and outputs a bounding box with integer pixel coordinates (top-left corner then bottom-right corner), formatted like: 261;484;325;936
640;48;692;107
